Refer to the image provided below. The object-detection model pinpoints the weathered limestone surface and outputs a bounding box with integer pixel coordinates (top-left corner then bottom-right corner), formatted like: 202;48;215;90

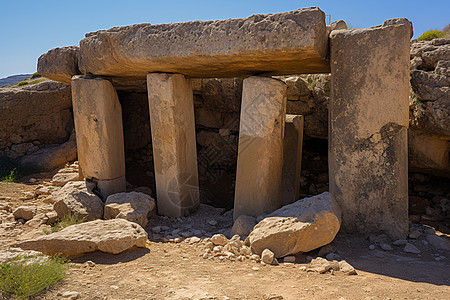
234;76;287;220
247;192;342;258
329;19;412;238
147;73;199;217
16;219;148;257
52;181;104;221
78;8;329;79
37;46;80;84
104;192;156;227
281;114;304;206
71;76;126;197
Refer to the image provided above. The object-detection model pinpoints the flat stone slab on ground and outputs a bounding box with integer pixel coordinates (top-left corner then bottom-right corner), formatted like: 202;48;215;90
74;7;329;79
15;219;148;257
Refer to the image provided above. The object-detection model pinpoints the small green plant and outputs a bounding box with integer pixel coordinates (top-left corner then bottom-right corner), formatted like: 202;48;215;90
0;254;67;298
31;72;41;79
51;213;86;233
418;30;447;41
1;168;17;182
17;81;29;86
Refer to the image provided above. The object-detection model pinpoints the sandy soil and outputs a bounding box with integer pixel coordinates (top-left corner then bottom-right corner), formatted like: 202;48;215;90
0;169;449;300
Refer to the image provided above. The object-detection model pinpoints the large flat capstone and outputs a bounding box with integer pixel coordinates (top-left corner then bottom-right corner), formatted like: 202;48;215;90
76;7;329;79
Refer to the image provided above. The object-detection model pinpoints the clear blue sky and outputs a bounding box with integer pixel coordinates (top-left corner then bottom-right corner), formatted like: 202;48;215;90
0;0;448;78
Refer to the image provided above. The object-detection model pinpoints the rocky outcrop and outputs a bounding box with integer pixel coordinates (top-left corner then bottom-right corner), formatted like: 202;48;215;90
104;192;155;227
409;38;450;177
0;80;75;175
16;219;148;257
37;46;80;84
247;192;342;258
52;181;104;221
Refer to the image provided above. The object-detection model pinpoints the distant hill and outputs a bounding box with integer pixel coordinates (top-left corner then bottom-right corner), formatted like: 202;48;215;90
0;74;32;87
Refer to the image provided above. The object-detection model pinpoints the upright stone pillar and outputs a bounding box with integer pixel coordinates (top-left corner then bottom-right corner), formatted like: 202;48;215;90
71;76;126;199
281;114;304;206
234;76;287;220
329;19;412;238
147;73;199;217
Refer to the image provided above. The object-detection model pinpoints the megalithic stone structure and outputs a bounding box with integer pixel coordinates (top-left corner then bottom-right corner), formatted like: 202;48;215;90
147;73;200;217
234;76;287;221
281;114;304;206
71;76;126;199
329;19;412;239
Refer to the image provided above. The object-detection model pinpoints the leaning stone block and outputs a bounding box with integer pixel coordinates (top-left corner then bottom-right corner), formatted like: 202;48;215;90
234;76;287;220
78;7;329;79
247;192;341;258
329;19;412;239
37;46;80;83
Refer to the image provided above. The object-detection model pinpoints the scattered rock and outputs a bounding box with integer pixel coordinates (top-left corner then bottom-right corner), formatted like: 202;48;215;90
13;206;36;221
211;234;229;246
339;260;358;275
369;245;376;250
318;244;335;257
62;291;80;299
393;239;408;246
426;234;450;251
380;243;393;251
248;192;341;258
208;219;218;226
409;230;421;239
261;249;275;265
53;181;104;221
16;219;148;257
283;256;296;263
230;215;256;238
104;192;155;227
403;243;421;254
51;171;81;187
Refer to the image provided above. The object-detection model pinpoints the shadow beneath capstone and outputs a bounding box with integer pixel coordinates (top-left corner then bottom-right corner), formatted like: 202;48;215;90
70;247;150;265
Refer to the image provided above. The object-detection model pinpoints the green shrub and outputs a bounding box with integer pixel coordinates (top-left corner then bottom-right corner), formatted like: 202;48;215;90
17;81;29;86
418;30;447;41
1;168;17;182
51;213;86;233
31;72;41;79
0;254;67;298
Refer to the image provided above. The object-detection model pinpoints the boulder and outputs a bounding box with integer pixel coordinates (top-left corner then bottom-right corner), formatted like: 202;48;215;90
104;192;155;227
230;215;256;238
53;181;104;221
37;46;80;84
13;206;36;221
247;192;341;258
426;234;450;250
77;8;329;79
16;219;148;257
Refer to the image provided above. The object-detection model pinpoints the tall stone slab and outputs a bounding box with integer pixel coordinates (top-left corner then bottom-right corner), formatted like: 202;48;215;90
147;73;199;217
281;114;304;206
329;19;412;238
71;76;126;199
234;76;287;220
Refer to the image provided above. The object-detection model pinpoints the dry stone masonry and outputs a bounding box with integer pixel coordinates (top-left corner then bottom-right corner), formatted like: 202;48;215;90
36;7;414;239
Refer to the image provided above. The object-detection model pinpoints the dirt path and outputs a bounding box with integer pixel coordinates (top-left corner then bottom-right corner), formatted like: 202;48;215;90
1;168;449;299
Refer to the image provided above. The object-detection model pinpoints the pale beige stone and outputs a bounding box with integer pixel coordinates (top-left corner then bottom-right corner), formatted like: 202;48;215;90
78;8;329;79
13;206;36;221
281;115;304;206
234;76;287;220
71;76;126;198
104;192;156;227
16;219;148;257
248;192;341;258
147;73;199;217
329;19;411;238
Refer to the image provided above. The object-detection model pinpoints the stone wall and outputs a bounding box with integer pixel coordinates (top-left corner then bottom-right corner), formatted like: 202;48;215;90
0;80;76;175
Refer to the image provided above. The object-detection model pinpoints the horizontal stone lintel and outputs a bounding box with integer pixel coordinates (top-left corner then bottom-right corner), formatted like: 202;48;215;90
77;7;330;79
